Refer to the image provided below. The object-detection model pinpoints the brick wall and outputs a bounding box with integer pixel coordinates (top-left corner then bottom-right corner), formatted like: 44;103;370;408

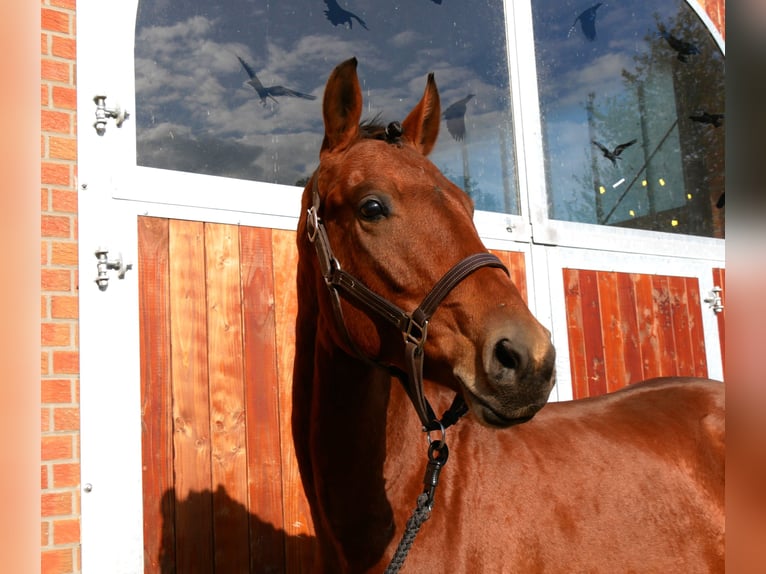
41;0;80;572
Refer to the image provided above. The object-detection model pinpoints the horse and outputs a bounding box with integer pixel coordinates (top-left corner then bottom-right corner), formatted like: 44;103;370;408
292;57;725;573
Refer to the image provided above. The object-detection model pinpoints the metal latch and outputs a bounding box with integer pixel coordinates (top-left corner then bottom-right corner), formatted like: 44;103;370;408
95;248;132;291
93;95;130;136
704;286;724;314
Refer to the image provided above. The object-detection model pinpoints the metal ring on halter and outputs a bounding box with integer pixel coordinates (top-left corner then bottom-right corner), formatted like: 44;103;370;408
426;420;446;445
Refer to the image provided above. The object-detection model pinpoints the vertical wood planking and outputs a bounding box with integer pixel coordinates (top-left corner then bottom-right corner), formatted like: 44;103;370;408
562;269;589;399
272;229;317;573
615;272;643;385
138;217;175;573
668;275;694;376
633;273;660;381
652;275;678;376
168;219;214;572
204;223;250;572
685;277;708;377
490;249;528;303
239;226;287;572
579;269;607;397
597;271;627;392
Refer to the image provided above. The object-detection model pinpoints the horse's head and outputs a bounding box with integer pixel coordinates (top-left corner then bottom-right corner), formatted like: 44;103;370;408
298;58;555;428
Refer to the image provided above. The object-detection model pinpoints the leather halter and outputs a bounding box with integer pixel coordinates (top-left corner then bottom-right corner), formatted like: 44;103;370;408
306;175;509;432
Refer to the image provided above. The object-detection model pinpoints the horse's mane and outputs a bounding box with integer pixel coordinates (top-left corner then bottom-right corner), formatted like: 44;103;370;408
359;116;388;140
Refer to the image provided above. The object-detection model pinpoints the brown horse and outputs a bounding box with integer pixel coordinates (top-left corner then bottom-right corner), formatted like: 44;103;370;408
292;58;724;573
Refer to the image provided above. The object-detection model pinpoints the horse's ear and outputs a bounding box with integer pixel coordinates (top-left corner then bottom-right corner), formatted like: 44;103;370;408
321;58;362;156
401;72;441;156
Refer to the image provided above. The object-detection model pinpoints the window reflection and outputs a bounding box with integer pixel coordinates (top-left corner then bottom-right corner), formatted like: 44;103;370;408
532;1;724;238
135;1;519;215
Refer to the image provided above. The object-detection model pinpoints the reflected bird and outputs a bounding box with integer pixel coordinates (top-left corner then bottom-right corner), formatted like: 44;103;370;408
443;94;475;141
568;3;603;41
689;111;724;127
658;25;700;62
592;138;637;167
323;0;369;30
237;56;316;106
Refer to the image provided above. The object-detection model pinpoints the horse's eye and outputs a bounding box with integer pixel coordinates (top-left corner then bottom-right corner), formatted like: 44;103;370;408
359;198;387;221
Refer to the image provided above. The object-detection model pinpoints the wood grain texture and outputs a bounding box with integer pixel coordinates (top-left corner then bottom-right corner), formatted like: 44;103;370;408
204;223;250;572
239;225;287;572
712;268;725;373
138;217;174;573
168;219;214;572
563;269;589;399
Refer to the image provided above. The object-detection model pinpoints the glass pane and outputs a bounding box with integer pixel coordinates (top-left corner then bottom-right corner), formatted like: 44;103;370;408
135;1;519;214
532;1;724;238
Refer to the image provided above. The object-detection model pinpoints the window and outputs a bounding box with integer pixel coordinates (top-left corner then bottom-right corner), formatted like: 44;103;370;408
532;0;724;238
135;0;520;214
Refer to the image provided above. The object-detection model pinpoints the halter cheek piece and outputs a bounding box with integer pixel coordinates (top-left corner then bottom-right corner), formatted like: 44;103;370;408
306;173;509;433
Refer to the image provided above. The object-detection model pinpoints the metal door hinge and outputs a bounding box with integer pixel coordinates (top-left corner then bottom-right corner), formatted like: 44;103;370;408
704;286;724;314
95;248;132;291
93;95;130;136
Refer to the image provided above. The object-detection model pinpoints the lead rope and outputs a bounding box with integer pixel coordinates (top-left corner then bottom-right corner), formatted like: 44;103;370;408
384;433;450;574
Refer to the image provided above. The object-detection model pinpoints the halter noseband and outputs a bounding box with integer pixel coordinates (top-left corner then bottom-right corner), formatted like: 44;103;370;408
306;174;509;432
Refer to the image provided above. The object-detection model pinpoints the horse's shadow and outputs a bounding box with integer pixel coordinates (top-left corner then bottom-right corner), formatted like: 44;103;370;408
156;485;316;573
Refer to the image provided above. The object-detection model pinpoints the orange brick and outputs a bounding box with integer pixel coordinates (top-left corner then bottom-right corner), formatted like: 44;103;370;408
41;59;70;83
42;187;50;210
51;189;77;213
41;83;49;106
51;0;76;10
41;520;50;546
51;36;76;59
53;518;80;545
51;241;78;266
49;136;77;160
41;548;73;574
42;294;49;318
42;269;71;291
52;86;76;111
42;435;72;460
42;379;73;403
41;491;72;517
53;463;80;488
41;32;48;55
42;215;71;238
53;407;79;432
42;407;50;433
41;8;69;34
41;241;48;265
42;323;70;347
52;351;79;374
42;350;50;375
51;295;78;319
42;110;71;133
42;162;70;186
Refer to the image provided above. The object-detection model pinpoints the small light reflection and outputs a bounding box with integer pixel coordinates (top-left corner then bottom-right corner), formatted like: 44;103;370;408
671;219;679;227
659;178;666;186
598;185;606;194
629;209;635;217
612;177;625;188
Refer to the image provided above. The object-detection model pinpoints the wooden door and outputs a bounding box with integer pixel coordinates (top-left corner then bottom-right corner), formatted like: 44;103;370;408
138;217;313;573
563;269;709;399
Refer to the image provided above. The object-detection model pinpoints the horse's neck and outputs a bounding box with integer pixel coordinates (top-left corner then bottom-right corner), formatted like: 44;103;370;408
299;338;428;571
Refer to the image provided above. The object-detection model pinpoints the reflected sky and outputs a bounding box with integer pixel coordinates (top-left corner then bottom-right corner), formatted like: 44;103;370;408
532;0;724;236
135;0;519;213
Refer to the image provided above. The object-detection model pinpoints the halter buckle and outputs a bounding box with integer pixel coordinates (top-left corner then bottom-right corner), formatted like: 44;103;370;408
404;316;428;348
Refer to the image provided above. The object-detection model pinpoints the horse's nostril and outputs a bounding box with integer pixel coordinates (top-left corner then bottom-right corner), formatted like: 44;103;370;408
495;339;521;371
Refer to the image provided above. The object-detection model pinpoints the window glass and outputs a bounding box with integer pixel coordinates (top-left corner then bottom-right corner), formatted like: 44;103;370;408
532;1;724;237
135;1;519;214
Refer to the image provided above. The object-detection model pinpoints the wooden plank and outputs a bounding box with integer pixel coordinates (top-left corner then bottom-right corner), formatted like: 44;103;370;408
615;272;643;386
578;269;607;397
137;217;175;573
239;225;287;572
168;219;214;572
633;273;660;380
685;277;708;377
271;229;317;573
204;223;250;572
562;269;589;399
668;275;694;376
597;271;628;392
651;275;678;376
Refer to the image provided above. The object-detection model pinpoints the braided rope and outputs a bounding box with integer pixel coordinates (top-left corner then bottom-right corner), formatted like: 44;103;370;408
384;493;432;574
